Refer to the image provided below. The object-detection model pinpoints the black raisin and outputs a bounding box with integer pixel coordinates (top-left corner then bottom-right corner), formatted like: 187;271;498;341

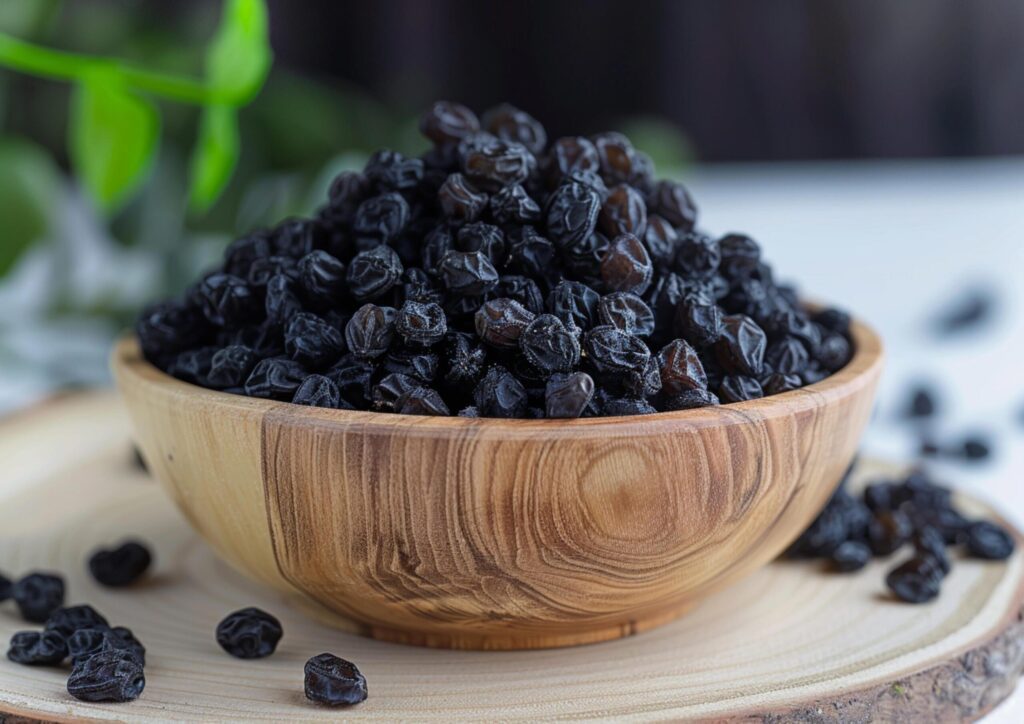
7;630;67;666
868;510;914;556
966;521;1015;560
519;314;580;374
885;555;944;603
245;358;308;400
715;315;767;376
600;233;653;295
475;298;535;349
482;103;547;155
545;372;595;419
88;542;152;587
12;572;65;623
545;180;601;249
649;180;697;230
439;250;499;296
345;304;396;360
396;387;450;416
462;138;534;190
194;273;259;327
599;184;647;237
830;541;871;573
353;193;409;247
304;652;368;706
68;626;145;666
67;649;145;703
658;339;708;394
474;366;528;418
438;173;488;224
293;374;346;408
719;375;764;403
215;607;282;659
364;149;424;191
598;292;655;337
346;245;404;302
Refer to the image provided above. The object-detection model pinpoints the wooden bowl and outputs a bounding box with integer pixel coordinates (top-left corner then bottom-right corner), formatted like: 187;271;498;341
112;319;883;650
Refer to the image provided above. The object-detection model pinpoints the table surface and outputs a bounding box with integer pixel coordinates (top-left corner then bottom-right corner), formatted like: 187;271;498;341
2;157;1023;720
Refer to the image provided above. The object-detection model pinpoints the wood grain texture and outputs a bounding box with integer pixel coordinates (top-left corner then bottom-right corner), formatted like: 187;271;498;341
0;394;1021;721
112;318;883;649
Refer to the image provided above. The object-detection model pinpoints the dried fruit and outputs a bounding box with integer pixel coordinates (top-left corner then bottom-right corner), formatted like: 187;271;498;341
830;540;871;573
215;607;283;659
520;314;580;374
68;626;146;666
293;374;345;408
966;521;1014;560
545;372;595;419
7;630;68;666
345;304;396;360
245;358;308;400
885;555;944;604
12;572;65;623
304;653;368;706
67;649;145;703
88;542;152;587
475;298;534;349
137;101;854;418
600;233;653;295
45;605;110;638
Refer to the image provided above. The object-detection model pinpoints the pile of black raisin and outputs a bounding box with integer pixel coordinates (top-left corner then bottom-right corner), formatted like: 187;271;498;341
3;577;147;703
789;465;1015;603
137;101;853;418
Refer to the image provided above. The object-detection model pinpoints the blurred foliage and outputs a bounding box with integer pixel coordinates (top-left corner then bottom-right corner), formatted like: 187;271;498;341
0;0;692;321
0;137;59;275
0;0;271;215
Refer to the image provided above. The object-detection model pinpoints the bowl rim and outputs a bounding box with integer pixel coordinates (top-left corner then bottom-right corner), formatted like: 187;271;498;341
112;314;883;436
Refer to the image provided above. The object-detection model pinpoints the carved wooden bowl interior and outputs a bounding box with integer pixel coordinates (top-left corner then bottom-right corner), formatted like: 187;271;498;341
112;318;882;650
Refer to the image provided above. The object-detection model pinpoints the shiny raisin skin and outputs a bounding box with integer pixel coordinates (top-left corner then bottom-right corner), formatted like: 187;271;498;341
420;101;480;145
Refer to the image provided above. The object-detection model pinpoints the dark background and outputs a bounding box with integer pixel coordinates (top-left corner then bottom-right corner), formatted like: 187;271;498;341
267;0;1024;161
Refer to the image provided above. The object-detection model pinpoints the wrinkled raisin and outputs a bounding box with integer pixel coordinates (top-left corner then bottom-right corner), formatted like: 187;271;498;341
12;572;65;623
67;649;145;703
216;607;282;659
7;630;67;666
304;653;368;707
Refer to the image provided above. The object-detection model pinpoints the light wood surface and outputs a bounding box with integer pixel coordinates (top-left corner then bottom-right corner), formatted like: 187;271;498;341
0;393;1022;721
110;318;884;650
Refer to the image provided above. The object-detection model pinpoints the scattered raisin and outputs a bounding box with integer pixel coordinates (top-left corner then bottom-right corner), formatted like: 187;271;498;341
7;630;68;666
215;607;283;659
12;572;65;623
88;542;152;588
966;521;1014;560
67;649;145;703
304;653;368;707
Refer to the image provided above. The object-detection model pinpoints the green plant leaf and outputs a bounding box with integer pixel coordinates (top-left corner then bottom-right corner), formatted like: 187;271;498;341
188;103;239;214
0;137;58;276
205;0;271;105
69;68;160;214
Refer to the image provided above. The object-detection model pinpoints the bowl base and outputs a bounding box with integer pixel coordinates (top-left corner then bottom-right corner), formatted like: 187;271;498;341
284;593;696;650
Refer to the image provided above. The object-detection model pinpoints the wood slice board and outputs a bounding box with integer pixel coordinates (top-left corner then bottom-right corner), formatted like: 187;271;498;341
0;393;1022;723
